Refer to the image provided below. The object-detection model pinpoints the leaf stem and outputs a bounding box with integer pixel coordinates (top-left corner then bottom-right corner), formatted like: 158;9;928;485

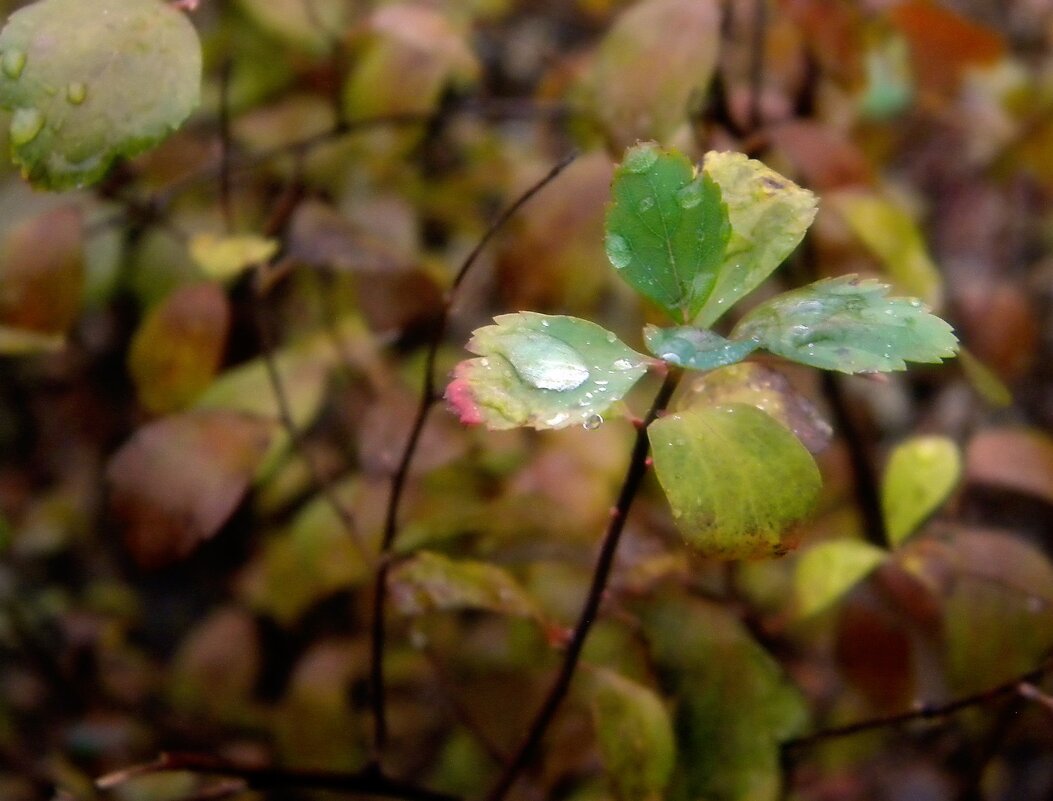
484;367;683;801
368;153;578;758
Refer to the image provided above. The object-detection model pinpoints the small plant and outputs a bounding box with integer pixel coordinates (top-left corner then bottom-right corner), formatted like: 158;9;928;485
446;142;958;559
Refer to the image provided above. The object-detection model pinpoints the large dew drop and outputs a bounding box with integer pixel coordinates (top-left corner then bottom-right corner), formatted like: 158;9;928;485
1;50;25;79
10;107;43;145
500;330;590;392
622;143;658;174
605;232;632;270
66;82;86;105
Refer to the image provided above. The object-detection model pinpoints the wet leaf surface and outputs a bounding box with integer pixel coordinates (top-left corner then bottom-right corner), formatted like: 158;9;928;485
446;313;650;430
734;276;958;373
0;0;201;188
649;403;821;558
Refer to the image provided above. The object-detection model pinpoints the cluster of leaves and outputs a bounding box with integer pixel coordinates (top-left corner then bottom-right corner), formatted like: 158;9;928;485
0;1;1051;801
449;142;956;557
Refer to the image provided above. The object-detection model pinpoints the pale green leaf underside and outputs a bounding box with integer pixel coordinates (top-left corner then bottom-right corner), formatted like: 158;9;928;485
649;403;821;558
694;151;818;327
190;233;279;281
446;313;650;430
605;142;730;323
794;540;887;618
388;551;540;619
881;435;961;547
590;667;675;801
0;0;201;189
733;275;958;373
644;324;758;371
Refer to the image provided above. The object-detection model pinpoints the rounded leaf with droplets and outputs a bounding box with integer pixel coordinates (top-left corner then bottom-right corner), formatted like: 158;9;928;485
0;0;202;189
445;313;650;431
649;403;821;558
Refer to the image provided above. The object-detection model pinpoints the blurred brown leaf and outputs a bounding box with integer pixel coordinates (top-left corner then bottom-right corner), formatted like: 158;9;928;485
0;205;83;334
107;411;275;568
966;427;1053;505
128;282;231;414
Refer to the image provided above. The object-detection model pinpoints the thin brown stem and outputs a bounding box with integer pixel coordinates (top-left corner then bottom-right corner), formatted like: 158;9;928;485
485;368;683;801
368;152;578;758
748;0;768;132
783;656;1053;752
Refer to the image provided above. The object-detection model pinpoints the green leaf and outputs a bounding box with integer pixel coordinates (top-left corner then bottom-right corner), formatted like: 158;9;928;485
794;540;888;618
445;313;650;431
694;152;818;327
0;0;201;189
733;275;958;373
589;668;675;801
642;595;808;801
829;189;943;307
680;363;832;454
189;234;279;282
648;403;821;558
388;551;540;619
605;142;731;324
881;435;961;546
586;0;721;148
643;325;758;371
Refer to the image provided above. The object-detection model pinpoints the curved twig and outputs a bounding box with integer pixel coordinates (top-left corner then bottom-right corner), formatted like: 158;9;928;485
368;151;579;757
485;367;683;801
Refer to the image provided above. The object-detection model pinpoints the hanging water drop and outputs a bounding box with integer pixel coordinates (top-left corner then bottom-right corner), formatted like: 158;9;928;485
1;50;25;79
66;82;86;105
622;144;658;174
10;107;43;145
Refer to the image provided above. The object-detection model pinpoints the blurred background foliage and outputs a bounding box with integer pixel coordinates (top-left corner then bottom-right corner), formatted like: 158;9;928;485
0;0;1052;800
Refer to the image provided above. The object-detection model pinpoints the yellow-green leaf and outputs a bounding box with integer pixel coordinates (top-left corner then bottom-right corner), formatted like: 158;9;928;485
694;151;818;327
829;189;943;308
589;668;675;801
794;540;887;618
189;233;279;282
882;435;961;546
649;403;821;558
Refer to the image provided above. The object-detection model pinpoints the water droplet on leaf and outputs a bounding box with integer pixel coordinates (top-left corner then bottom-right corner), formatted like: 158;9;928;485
1;50;26;79
622;144;658;174
503;331;590;392
10;107;43;145
677;181;703;209
583;414;603;430
605;233;632;270
66;82;86;104
637;196;655;213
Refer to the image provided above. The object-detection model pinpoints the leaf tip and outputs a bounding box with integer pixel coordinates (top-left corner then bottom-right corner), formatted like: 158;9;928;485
444;366;484;426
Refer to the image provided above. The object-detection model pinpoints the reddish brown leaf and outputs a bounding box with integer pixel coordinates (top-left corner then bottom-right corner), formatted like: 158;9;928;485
107;410;275;568
769;121;874;191
0;205;83;334
889;1;1005;98
966;428;1053;505
128;282;231;414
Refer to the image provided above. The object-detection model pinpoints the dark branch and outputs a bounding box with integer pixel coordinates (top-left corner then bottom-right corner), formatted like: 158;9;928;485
368;151;578;757
783;656;1053;751
485;367;683;801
